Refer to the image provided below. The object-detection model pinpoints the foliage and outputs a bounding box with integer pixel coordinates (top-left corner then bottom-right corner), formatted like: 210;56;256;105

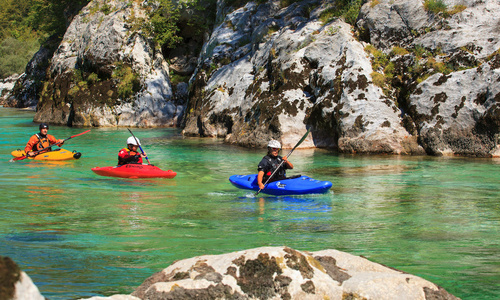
365;44;388;71
424;0;447;14
448;5;467;15
0;0;89;78
319;0;363;26
112;62;141;100
424;0;466;18
140;0;216;51
486;48;500;61
89;2;113;16
280;0;302;7
169;72;190;85
223;0;251;7
370;0;380;8
371;72;385;88
0;37;39;77
390;46;409;56
145;0;182;49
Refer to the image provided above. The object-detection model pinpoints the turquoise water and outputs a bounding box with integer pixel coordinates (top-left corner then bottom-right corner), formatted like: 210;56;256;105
1;107;499;299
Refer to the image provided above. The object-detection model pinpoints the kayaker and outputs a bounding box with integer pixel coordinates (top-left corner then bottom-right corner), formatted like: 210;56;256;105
257;139;294;190
118;136;147;165
25;123;64;156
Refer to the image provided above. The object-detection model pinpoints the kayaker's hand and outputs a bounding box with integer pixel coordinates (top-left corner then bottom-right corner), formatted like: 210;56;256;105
140;152;147;158
56;139;64;145
27;151;35;157
258;182;265;190
283;156;293;168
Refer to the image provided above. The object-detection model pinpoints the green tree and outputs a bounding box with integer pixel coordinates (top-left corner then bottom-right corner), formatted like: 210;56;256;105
0;37;39;77
0;0;89;78
146;0;182;49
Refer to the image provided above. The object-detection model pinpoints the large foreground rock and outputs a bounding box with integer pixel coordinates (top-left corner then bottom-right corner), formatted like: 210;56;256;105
1;247;460;300
0;256;44;300
130;246;459;300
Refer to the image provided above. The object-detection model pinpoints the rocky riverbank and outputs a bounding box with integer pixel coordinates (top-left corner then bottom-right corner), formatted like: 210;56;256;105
2;0;499;156
2;247;460;300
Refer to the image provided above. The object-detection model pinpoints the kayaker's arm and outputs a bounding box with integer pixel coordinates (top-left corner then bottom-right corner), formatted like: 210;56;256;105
283;156;293;169
257;171;265;190
48;134;64;146
24;135;38;154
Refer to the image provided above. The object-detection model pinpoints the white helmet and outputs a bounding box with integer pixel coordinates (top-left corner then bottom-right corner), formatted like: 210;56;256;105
127;136;140;146
267;140;281;149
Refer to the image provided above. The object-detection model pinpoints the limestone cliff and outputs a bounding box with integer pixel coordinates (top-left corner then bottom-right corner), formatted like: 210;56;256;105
182;0;499;155
5;0;500;155
33;0;184;127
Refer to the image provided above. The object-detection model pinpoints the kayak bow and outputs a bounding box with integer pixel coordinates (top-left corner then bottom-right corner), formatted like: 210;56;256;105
11;149;82;161
230;174;332;196
92;164;177;179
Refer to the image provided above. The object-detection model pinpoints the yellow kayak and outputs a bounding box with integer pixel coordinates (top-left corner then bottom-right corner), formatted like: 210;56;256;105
11;149;82;161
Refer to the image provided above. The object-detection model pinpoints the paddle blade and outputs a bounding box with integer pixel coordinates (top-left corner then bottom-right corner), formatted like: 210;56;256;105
68;130;91;139
11;156;28;161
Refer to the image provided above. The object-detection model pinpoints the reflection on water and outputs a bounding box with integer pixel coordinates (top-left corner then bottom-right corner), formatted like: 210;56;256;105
0;107;499;300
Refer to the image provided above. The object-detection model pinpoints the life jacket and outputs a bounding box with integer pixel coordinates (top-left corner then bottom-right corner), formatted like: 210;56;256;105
262;155;287;182
118;148;142;165
34;133;52;152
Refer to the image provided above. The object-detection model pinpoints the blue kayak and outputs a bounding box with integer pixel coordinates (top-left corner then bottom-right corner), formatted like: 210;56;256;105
229;174;332;196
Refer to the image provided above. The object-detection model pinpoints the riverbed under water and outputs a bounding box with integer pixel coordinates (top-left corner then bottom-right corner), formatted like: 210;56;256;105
0;107;498;299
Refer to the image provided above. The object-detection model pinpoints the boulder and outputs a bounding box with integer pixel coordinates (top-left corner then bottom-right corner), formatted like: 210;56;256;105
0;256;45;300
130;246;460;300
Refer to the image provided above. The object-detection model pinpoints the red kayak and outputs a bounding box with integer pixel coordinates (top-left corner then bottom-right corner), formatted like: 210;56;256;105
91;164;177;179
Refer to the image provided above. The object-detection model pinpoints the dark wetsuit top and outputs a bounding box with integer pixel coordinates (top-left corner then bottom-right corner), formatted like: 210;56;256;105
257;155;291;183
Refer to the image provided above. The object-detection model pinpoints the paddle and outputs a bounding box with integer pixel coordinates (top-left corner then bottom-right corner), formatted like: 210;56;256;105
12;129;91;161
255;128;311;196
127;128;151;165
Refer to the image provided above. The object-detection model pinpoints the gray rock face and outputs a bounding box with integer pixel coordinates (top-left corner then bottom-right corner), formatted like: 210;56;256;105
358;0;500;58
6;0;500;155
357;0;500;155
409;58;500;156
182;0;423;153
129;246;460;300
182;0;499;155
357;0;429;49
0;74;22;107
33;0;183;127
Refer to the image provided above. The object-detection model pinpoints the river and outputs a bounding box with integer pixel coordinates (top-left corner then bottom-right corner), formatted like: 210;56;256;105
0;107;498;299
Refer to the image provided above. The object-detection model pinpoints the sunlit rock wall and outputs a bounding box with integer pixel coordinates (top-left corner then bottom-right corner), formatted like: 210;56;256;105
182;0;499;155
34;0;183;127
